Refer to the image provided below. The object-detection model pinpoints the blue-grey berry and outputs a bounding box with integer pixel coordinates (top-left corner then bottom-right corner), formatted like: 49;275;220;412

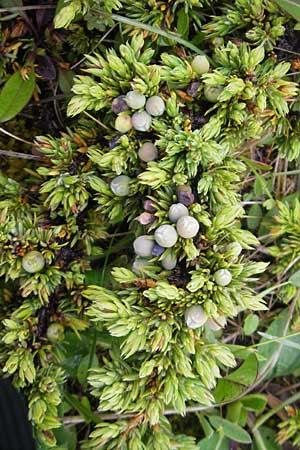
138;142;158;162
125;91;146;109
111;95;128;114
133;235;154;257
168;203;189;223
110;175;130;196
161;252;177;270
145;96;165;117
185;305;208;329
176;216;199;239
154;225;178;248
132;111;152;131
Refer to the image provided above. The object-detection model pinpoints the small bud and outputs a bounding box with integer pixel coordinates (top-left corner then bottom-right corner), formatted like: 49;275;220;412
111;95;128;114
110;175;130;196
145;96;165;117
132;111;152;131
144;199;156;213
176;216;199;239
133;235;155;257
46;323;64;343
22;251;45;273
191;55;210;75
168;203;189;223
138;142;158;162
152;243;165;257
154;225;178;248
125;91;146;109
161;252;177;270
137;212;155;225
204;85;224;103
185;305;208;329
207;316;227;331
115;115;133;133
214;269;232;286
225;242;242;257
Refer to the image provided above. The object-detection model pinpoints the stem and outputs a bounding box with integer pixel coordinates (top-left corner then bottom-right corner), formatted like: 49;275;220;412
0;149;41;160
83;111;110;130
0;5;55;13
253;391;300;431
0;127;33;145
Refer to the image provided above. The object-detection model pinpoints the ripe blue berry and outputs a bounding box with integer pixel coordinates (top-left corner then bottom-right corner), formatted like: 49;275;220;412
145;96;165;117
161;252;177;270
138;142;158;162
168;203;189;223
176;216;199;239
110;175;130;196
154;225;178;248
185;305;208;329
131;111;152;131
133;235;155;257
125;91;146;109
214;269;232;286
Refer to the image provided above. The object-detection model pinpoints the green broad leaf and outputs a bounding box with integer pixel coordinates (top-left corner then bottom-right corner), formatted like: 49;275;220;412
198;431;230;450
54;426;77;450
252;426;281;450
77;353;98;385
240;156;272;172
274;0;300;21
58;68;74;94
258;309;300;377
209;416;252;444
289;270;300;287
244;314;260;336
247;204;262;230
241;394;267;413
0;70;35;122
176;8;189;37
226;354;258;386
63;393;99;424
226;401;243;423
214;379;245;403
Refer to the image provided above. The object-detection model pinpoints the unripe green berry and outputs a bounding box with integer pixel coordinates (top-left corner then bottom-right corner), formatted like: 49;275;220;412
138;142;158;162
46;323;64;343
125;91;146;109
110;175;130;196
214;269;232;286
168;203;189;223
204;85;223;103
185;305;207;329
176;216;199;239
22;251;45;273
115;115;133;133
145;96;165;117
191;55;210;75
133;235;154;257
132;111;152;131
154;225;178;248
161;252;177;270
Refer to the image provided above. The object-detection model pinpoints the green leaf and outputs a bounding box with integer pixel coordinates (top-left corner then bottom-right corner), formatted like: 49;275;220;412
274;0;300;21
247;204;262;230
209;416;252;444
252;426;281;450
258;309;300;377
177;8;189;37
198;431;230;450
226;354;258;386
289;270;300;287
77;353;98;385
58;68;74;94
241;394;267;413
214;379;245;403
244;314;260;336
54;426;77;450
240;156;272;172
0;70;35;122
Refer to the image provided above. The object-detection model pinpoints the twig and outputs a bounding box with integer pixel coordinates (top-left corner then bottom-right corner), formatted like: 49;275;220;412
0;127;34;146
0;5;55;13
0;149;41;160
83;111;110;130
70;25;117;70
